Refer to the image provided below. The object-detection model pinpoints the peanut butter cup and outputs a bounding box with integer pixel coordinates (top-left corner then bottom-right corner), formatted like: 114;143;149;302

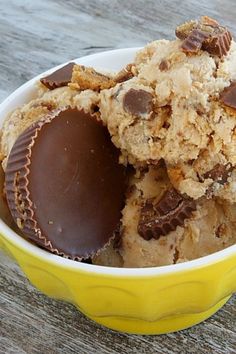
5;108;126;259
138;188;196;240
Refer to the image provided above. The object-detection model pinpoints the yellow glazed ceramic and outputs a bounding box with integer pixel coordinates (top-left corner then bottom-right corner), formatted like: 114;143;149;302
0;49;236;335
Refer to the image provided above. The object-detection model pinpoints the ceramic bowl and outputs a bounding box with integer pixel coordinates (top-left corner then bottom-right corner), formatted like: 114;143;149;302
0;48;235;335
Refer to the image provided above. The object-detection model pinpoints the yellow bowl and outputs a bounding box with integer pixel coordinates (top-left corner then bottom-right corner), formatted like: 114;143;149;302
0;49;236;335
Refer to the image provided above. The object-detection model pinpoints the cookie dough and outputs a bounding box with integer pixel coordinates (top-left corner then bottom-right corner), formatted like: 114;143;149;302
120;166;236;267
100;21;236;202
97;16;236;266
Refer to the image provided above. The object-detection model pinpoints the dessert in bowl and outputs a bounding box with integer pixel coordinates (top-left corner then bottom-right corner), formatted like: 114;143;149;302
0;17;235;334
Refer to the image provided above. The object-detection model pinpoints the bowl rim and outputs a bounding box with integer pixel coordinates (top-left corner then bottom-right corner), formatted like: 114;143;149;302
0;47;235;278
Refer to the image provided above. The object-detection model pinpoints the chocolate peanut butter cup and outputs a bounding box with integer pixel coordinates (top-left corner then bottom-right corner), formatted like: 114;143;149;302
5;108;126;259
138;188;196;240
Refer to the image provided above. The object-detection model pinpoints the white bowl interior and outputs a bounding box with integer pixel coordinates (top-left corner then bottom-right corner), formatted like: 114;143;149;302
0;48;235;276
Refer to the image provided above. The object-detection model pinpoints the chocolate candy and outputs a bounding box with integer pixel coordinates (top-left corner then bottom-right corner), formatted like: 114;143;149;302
40;63;75;90
159;60;170;71
202;27;232;57
138;188;196;240
220;82;236;109
123;89;153;116
181;29;209;54
5;108;126;259
176;16;232;57
203;163;233;184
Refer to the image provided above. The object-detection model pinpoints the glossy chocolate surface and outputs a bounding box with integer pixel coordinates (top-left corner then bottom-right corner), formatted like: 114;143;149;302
6;108;126;258
40;63;75;89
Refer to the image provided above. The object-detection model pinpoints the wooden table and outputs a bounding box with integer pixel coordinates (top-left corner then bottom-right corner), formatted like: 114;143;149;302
0;1;235;353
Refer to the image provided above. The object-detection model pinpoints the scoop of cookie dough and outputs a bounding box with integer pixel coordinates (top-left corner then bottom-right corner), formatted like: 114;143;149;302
100;18;236;202
94;165;236;268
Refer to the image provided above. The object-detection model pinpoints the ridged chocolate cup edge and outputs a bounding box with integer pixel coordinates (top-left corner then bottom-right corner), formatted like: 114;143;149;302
5;107;117;261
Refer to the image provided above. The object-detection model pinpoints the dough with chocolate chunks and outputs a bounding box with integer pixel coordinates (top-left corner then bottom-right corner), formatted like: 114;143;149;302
100;16;236;203
118;166;236;268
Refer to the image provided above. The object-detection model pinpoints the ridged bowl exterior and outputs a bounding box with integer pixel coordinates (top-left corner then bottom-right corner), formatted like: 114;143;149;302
0;234;235;334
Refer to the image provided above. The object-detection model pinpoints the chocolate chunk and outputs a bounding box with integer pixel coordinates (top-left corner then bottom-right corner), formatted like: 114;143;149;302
203;163;233;184
5;108;127;260
114;64;135;83
159;59;170;71
220;82;236;109
40;63;75;90
155;188;183;215
176;17;232;57
123;89;153;116
138;188;196;240
202;27;232;57
181;29;209;53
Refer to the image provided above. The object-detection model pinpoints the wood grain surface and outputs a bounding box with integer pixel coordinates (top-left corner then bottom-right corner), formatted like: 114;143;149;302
0;1;235;353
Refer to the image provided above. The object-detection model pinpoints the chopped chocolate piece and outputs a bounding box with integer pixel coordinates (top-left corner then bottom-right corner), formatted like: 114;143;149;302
70;65;115;91
5;108;127;260
159;59;170;71
155;188;183;215
181;29;209;53
176;16;232;57
138;188;196;240
220;82;236;109
123;89;153;116
202;27;232;57
203;163;233;184
40;63;76;90
114;64;135;83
